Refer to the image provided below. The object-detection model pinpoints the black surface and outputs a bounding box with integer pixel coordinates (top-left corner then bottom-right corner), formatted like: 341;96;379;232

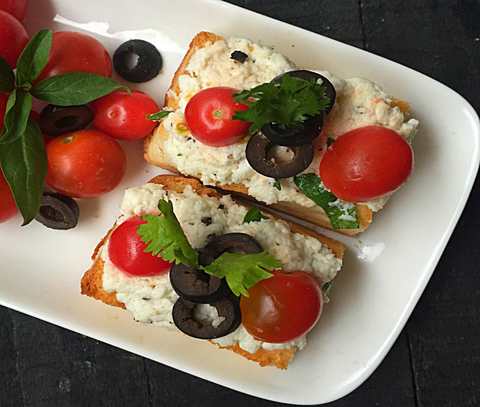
1;0;479;406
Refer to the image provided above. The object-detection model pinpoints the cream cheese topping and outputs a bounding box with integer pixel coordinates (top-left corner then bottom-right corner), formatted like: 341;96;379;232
101;183;342;353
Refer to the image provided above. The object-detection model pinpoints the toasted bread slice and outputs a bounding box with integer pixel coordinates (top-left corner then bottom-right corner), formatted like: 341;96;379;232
81;175;344;369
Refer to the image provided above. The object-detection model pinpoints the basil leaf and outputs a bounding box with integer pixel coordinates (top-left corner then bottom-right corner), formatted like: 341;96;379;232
32;73;127;106
0;120;47;225
16;29;53;86
0;56;14;92
148;111;173;121
0;90;33;145
243;207;267;223
294;173;359;229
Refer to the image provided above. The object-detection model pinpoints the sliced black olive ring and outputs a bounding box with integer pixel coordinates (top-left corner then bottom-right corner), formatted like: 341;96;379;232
39;105;94;137
199;233;263;266
170;263;227;303
246;133;314;179
261;115;323;147
113;39;163;83
172;297;241;339
35;192;80;230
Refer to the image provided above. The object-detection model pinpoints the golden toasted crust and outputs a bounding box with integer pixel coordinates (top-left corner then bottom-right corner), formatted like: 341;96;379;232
81;175;344;369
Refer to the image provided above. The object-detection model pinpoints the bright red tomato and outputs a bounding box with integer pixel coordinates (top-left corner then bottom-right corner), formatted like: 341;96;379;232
0;0;27;20
320;126;413;202
109;216;171;276
240;271;322;343
0;170;17;222
37;31;112;82
184;87;250;147
46;129;126;198
0;92;7;130
0;10;28;68
92;91;160;140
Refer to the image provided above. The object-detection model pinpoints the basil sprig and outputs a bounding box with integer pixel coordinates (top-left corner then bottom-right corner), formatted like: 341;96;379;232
0;29;128;225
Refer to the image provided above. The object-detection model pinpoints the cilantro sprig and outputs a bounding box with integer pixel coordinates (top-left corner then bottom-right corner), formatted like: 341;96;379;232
0;29;127;225
243;207;267;223
233;74;331;134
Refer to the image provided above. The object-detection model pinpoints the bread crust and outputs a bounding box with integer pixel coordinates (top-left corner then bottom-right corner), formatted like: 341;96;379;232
81;175;345;369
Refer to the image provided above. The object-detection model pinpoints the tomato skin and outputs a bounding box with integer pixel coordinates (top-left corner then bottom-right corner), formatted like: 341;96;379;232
37;31;112;82
240;271;322;343
92;91;160;140
185;87;250;147
109;216;171;277
0;170;17;222
320;126;413;202
46;129;126;198
0;10;28;68
0;0;27;20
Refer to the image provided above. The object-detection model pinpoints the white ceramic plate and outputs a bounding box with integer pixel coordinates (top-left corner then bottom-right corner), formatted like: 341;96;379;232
1;0;478;404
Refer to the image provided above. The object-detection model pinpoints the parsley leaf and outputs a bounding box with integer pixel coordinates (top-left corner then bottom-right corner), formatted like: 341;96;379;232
243;207;267;223
201;252;281;296
148;110;173;121
137;200;198;267
234;74;331;134
273;179;282;190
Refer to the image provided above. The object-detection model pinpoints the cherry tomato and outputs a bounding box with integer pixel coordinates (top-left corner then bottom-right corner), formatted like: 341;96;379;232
320;126;413;202
240;271;322;343
46;129;126;198
108;216;171;277
0;10;28;68
0;92;7;130
37;31;112;82
0;0;27;20
92;91;160;140
184;87;250;147
0;170;17;222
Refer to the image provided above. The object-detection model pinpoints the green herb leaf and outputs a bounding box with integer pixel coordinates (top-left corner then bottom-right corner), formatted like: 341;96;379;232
0;119;47;225
0;56;14;92
148;110;173;121
0;90;33;145
32;72;127;106
234;75;331;134
201;252;281;296
138;199;198;267
273;179;282;190
294;173;359;229
16;29;52;86
243;207;267;223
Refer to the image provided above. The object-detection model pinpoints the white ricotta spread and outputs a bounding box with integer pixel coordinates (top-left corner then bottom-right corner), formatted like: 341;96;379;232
102;183;342;353
160;37;419;213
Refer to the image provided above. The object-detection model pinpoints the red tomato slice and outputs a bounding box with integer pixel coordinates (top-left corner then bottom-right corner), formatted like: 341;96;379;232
0;10;28;68
184;87;250;147
319;125;413;202
240;271;322;343
108;216;171;277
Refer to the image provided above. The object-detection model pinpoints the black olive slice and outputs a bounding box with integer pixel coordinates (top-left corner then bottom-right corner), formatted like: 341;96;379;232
246;133;314;178
113;39;162;83
170;263;227;303
35;192;79;230
261;115;323;147
199;233;263;266
172;297;241;339
39;105;94;137
230;50;248;63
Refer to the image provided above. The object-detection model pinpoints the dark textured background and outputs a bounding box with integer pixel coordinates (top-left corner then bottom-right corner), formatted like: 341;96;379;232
1;1;479;406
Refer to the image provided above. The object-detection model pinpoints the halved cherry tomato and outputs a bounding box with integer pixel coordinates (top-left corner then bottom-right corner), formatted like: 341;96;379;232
240;271;322;343
92;91;159;140
0;10;28;68
0;0;27;20
109;216;171;276
184;87;250;147
37;31;112;82
46;129;126;198
0;169;17;222
320;125;413;202
0;92;7;130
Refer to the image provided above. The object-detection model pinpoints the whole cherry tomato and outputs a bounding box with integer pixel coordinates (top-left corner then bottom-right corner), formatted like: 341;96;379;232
37;31;112;82
0;10;28;68
92;91;160;140
46;129;126;198
240;271;322;343
320;126;413;202
184;87;250;147
0;0;27;20
108;216;171;276
0;170;17;222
